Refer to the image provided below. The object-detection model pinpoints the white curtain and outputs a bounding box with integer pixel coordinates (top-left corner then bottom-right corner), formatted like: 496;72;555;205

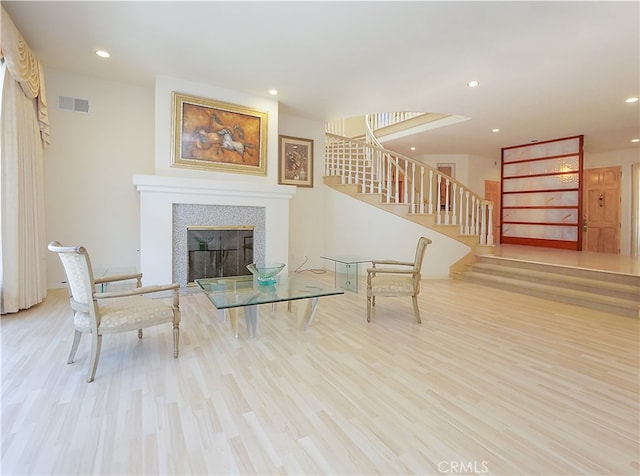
0;7;50;313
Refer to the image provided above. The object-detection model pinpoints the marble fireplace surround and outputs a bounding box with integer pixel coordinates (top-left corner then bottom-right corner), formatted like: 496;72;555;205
133;174;296;286
174;205;263;287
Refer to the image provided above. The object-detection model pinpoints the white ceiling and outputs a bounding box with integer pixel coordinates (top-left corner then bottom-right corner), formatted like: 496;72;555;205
3;1;639;159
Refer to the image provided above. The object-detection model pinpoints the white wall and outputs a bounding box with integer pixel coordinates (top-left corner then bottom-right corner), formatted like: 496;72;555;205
468;154;501;194
43;68;154;288
278;114;327;271
324;190;470;278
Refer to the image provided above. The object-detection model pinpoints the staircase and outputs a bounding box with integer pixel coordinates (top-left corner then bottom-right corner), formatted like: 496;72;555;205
458;255;640;318
323;130;495;275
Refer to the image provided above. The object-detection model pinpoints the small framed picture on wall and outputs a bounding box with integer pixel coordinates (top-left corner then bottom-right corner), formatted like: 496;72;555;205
278;135;314;187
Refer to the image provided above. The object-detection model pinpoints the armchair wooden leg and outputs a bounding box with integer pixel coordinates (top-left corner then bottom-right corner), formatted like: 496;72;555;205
87;333;102;383
138;329;143;339
412;295;422;324
367;295;372;322
173;323;180;358
68;329;82;364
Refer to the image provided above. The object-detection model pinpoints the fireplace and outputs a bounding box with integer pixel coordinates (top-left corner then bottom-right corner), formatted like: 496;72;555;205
134;174;295;286
173;203;265;287
186;226;253;283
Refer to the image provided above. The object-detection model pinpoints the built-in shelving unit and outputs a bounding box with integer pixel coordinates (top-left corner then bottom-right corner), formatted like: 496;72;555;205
501;135;583;250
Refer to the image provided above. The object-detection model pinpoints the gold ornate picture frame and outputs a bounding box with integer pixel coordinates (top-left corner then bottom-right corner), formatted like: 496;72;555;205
171;92;267;175
278;135;314;187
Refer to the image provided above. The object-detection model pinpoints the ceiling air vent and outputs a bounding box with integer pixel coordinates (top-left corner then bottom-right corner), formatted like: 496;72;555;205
58;96;90;113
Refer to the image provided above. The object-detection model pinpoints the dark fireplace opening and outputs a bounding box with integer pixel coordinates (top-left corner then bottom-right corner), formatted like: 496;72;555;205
187;226;253;283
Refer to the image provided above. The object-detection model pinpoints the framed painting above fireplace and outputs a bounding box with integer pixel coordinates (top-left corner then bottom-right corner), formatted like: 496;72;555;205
171;92;268;175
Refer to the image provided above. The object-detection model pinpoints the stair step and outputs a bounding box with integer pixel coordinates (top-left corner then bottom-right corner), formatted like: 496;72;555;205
461;270;639;318
459;255;639;318
476;255;638;286
468;262;639;300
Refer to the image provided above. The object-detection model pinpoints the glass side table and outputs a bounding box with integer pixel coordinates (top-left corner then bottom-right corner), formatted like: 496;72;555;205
92;266;138;292
320;255;371;293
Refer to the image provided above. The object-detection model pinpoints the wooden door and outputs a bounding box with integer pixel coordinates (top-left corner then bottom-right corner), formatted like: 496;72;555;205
582;166;621;253
485;180;501;243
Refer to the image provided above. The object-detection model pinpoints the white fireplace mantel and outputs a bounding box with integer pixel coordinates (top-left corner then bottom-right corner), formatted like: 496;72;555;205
133;174;296;285
133;174;297;200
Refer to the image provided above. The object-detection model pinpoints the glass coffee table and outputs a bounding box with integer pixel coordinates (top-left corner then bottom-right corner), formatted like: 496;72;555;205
195;273;344;338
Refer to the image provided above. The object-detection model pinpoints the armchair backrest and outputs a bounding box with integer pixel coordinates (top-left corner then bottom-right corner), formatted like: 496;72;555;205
413;237;432;274
48;242;96;310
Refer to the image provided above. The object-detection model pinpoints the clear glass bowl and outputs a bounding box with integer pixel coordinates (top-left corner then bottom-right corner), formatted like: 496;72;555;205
246;262;285;286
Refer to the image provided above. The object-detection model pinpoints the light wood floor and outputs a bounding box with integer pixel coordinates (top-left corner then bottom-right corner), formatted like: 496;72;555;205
2;272;638;475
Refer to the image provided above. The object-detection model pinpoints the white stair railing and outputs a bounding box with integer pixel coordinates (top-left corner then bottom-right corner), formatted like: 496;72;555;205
325;119;345;136
325;133;494;246
368;112;423;130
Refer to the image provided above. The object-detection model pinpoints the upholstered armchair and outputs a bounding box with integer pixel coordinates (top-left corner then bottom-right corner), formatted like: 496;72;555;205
366;236;432;323
48;242;181;382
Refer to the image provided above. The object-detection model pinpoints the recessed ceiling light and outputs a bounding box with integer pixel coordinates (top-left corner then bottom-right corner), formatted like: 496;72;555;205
95;50;110;58
625;97;638;103
492;128;500;133
410;146;416;151
268;89;278;96
467;80;479;88
632;138;640;143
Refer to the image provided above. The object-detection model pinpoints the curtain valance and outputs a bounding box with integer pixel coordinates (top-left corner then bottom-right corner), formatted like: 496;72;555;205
0;6;50;146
